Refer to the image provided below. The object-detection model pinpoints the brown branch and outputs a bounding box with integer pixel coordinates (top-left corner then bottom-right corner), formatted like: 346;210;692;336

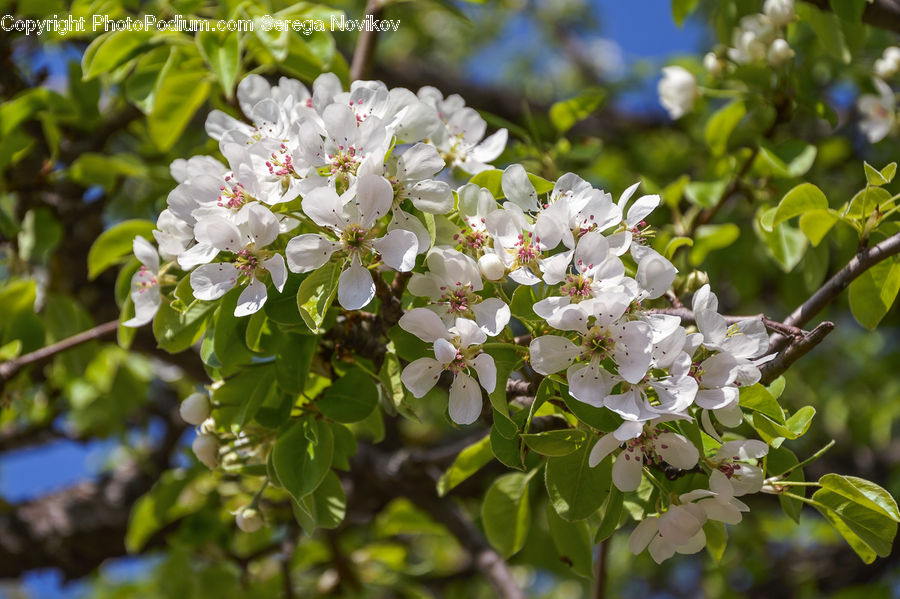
349;0;384;81
771;231;900;352
693;147;759;230
591;539;610;599
801;0;900;36
759;321;835;385
0;319;119;384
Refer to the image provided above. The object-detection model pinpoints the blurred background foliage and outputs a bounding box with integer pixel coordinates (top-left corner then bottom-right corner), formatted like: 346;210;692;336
1;0;900;597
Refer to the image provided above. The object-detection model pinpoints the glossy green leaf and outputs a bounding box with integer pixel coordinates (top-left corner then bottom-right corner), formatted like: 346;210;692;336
521;429;586;457
705;100;745;156
550;88;605;133
87;219;156;280
547;502;593;578
196;30;241;98
849;258;900;330
272;417;334;502
317;366;378;423
297;262;342;332
437;434;492;496
545;439;612;521
481;470;537;557
774;183;828;227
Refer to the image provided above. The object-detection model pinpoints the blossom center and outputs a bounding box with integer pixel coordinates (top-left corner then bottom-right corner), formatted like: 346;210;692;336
218;176;247;210
561;272;593;301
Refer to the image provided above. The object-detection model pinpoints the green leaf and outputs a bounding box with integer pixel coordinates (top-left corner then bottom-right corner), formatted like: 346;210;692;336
864;161;890;186
481;470;537;558
812;485;898;562
845;187;892;219
152;298;216;353
739;384;784;422
798;210;839;246
82;30;154;80
148;70;211;151
69;153;148;189
293;470;346;533
753;408;814;447
705;100;745;156
755;141;818;179
271;417;334;502
704;520;728;562
672;0;700;25
755;210;808;272
830;0;866;22
469;169;555;199
594;487;624;543
818;474;900;523
317;366;378;423
212;363;278;428
87;219;156;280
125;471;199;553
798;4;851;63
664;236;693;259
849;258;900;330
549;88;605;134
545;438;612;521
521;429;586;457
437;434;492;496
685;180;727;208
509;285;538;322
689;223;740;266
483;346;522;437
562;388;621;432
17;208;62;263
196;29;240;98
774;183;828;227
766;446;804;522
547;502;593;578
297;262;342;332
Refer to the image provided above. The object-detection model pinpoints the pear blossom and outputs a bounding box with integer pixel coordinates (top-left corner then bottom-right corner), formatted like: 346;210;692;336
728;15;775;64
284;174;417;310
708;439;768;496
658;66;698;120
123;236;163;328
485;200;570;286
763;0;795;27
189;203;287;317
767;38;795;66
588;420;700;491
398;309;496;425
407;247;510;335
875;47;900;79
859;79;897;143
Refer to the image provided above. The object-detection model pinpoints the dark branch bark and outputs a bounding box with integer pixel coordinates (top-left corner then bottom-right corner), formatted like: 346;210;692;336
759;321;835;385
802;0;900;36
0;320;119;385
349;0;383;82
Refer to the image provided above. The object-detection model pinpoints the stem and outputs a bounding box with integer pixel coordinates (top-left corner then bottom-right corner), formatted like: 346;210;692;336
781;490;820;507
0;319;120;384
591;539;610;599
772;440;836;478
349;0;383;81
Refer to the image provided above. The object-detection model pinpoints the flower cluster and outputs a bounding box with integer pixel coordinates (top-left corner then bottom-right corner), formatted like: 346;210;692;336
129;73;775;564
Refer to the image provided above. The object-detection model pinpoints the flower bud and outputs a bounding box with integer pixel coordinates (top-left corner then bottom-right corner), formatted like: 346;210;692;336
763;0;794;27
192;433;218;469
179;392;210;425
478;252;506;281
658;66;698;120
236;508;263;533
703;52;724;77
767;38;794;66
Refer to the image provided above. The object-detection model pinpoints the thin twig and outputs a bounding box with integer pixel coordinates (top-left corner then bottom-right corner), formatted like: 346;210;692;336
591;539;610;599
0;319;119;384
760;321;835;385
693;147;759;230
349;0;384;81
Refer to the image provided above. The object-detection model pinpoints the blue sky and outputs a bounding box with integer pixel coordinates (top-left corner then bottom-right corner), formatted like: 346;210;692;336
0;1;705;596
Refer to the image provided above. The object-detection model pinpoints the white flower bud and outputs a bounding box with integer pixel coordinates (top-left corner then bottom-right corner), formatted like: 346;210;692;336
179;392;210;425
876;47;900;79
703;52;723;77
192;433;218;469
236;508;263;533
767;38;795;66
657;66;698;120
478;252;506;281
763;0;795;27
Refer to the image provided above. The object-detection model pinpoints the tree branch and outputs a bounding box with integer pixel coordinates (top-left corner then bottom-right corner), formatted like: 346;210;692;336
0;320;119;385
759;321;835;385
349;0;384;81
801;0;900;36
771;231;900;352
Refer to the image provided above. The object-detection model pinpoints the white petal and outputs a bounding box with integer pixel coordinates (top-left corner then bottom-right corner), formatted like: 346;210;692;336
372;229;418;272
470;298;510;336
401;357;443;397
636;250;677;299
195;217;243;252
397;143;444;180
589;433;621;467
658;505;704;545
245;203;280;247
470;353;497;393
501;164;539;212
285;234;340;273
655;432;699;470
529;335;580;375
629;517;660;554
337;259;375;310
355;174;393;229
388;208;431;254
177;242;219;270
123;286;160;328
617;181;641;211
612;446;644;491
453;317;487;347
626;194;660;227
567;362;613;407
407;179;453;214
302;186;346;229
449;372;483;425
400;307;451;343
434;337;458;365
133;236;160;270
262;254;287;292
235;278;268;317
471;128;508;162
696;387;739;410
191;263;239;300
717;439;768;461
